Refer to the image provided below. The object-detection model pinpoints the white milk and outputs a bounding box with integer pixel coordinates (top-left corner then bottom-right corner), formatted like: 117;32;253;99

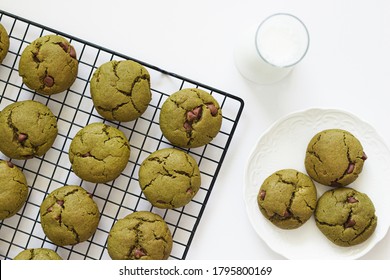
234;13;309;84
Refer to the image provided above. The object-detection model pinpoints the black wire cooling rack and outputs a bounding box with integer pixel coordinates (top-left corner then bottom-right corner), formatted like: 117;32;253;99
0;10;244;260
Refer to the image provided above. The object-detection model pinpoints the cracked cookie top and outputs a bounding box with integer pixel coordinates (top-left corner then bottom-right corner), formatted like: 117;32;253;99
138;148;201;209
107;211;173;260
0;160;28;220
13;248;62;260
0;100;58;159
305;129;367;187
257;169;317;230
0;23;10;63
315;187;377;247
68;122;130;183
18;34;78;95
90;60;151;122
159;88;222;148
40;185;100;246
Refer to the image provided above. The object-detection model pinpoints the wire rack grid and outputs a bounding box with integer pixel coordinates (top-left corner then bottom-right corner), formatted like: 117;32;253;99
0;10;244;260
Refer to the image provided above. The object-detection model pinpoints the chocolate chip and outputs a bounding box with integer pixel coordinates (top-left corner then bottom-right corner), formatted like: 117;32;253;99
69;46;76;59
47;207;53;213
346;163;355;174
186;106;202;122
134;248;146;259
206;103;218;116
283;210;292;218
184;106;203;133
6;161;14;168
55;215;62;223
18;133;28;143
32;52;40;63
347;196;359;203
82;152;91;158
59;42;69;52
56;200;64;207
183;121;192;132
59;42;76;59
192;106;202;118
362;152;368;161
259;190;266;200
186;187;193;195
186;111;197;122
344;217;356;228
44;75;54;87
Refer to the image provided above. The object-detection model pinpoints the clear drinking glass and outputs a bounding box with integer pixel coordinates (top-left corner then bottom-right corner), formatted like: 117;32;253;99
234;13;310;85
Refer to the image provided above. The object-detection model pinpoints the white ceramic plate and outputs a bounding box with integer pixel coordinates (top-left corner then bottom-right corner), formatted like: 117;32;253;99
244;108;390;259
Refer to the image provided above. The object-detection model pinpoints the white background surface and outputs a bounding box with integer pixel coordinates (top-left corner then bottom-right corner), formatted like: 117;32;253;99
1;0;389;259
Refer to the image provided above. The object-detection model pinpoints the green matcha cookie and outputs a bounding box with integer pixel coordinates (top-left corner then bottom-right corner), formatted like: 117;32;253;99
107;211;173;260
159;88;222;148
19;34;78;95
0;100;58;159
315;187;377;247
90;60;151;122
0;160;28;220
68;122;130;183
13;248;62;260
138;148;201;209
257;169;317;230
40;185;100;246
305;129;367;187
0;23;10;63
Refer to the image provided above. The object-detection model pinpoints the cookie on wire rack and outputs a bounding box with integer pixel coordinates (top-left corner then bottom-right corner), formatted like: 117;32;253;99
19;34;78;95
159;88;222;148
0;23;10;63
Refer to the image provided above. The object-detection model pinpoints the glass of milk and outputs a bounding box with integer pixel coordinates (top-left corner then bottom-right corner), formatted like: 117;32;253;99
234;13;310;84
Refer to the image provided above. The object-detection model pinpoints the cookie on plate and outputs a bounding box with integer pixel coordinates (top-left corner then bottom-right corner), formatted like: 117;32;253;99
315;187;377;247
159;88;222;148
305;129;367;187
257;169;317;229
0;160;28;220
13;248;62;260
90;60;151;122
0;23;10;63
40;185;100;246
19;34;78;95
68;122;130;183
107;211;173;260
0;100;58;159
138;148;201;209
